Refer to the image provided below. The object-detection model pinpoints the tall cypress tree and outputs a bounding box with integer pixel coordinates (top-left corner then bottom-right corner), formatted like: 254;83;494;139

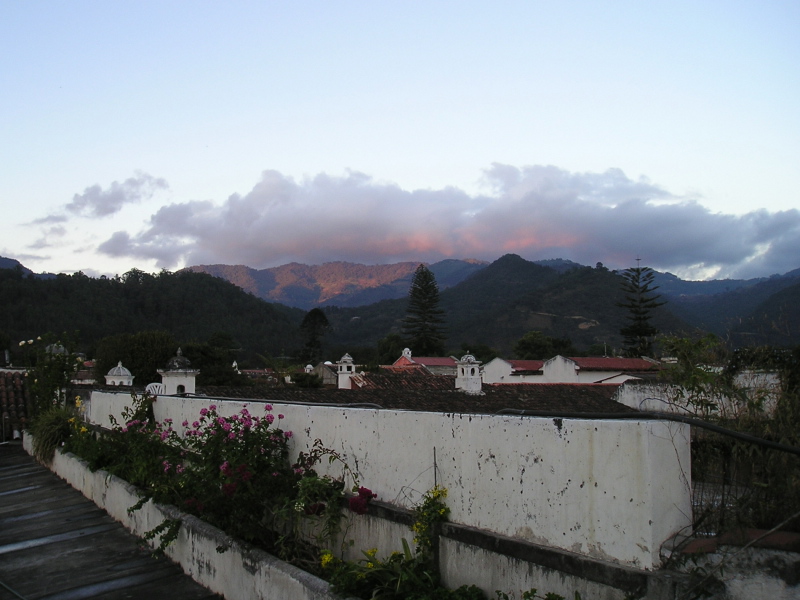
299;308;330;364
402;264;447;356
617;262;666;357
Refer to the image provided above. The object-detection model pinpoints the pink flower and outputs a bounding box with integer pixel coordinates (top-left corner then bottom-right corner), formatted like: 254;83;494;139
278;414;284;420
284;431;293;439
209;405;217;411
182;420;189;427
193;421;200;428
199;408;208;417
348;496;369;515
265;414;275;424
162;460;171;473
358;486;377;500
228;432;236;440
264;404;273;411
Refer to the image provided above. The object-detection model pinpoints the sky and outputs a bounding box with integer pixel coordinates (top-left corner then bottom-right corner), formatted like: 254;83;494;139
2;1;798;281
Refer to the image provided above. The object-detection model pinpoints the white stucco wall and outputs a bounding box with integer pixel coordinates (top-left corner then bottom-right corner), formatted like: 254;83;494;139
87;391;692;570
616;378;780;417
440;538;627;600
482;358;544;384
38;439;340;600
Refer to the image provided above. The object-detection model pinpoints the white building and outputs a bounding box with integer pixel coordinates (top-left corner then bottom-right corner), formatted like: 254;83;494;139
104;362;134;387
156;348;199;395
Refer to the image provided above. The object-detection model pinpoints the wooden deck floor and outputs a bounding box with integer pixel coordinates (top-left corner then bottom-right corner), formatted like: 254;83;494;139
0;442;220;600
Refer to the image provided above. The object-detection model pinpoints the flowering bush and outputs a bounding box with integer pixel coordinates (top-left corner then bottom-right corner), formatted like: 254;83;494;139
63;395;370;559
411;484;450;557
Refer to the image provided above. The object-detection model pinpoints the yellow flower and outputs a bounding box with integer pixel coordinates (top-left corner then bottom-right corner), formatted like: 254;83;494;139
68;417;75;423
75;397;82;407
431;485;448;499
80;427;88;433
366;562;374;569
320;551;334;568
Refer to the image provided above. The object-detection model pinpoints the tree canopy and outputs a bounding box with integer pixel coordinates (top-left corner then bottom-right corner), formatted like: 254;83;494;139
401;264;447;356
299;308;330;364
513;331;575;360
617;263;666;357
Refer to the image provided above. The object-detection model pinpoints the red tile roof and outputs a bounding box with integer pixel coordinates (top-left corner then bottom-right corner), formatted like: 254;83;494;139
508;360;544;372
350;368;455;391
410;357;457;367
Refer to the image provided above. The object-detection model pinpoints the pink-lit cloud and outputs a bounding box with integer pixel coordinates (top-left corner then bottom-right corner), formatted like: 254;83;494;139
97;165;800;279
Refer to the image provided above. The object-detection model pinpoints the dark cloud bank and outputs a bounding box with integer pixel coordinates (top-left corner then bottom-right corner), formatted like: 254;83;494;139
97;165;800;280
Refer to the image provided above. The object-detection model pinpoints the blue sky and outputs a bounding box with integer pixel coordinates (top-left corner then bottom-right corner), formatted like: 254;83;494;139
2;1;798;280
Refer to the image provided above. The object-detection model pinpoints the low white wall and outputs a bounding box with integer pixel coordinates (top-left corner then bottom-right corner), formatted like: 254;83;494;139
440;538;626;600
677;546;800;600
40;439;340;600
88;391;692;570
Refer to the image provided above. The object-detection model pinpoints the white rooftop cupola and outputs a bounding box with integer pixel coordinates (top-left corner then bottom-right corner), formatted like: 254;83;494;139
105;361;134;387
402;348;413;361
456;353;483;395
156;348;199;395
337;353;356;389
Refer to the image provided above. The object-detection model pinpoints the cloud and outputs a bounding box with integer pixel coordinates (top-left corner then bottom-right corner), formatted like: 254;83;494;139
96;165;800;279
65;172;168;218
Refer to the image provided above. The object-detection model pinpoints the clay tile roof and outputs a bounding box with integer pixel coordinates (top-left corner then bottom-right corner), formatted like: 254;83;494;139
350;369;455;391
567;357;659;372
412;357;457;367
508;360;544;372
196;383;634;415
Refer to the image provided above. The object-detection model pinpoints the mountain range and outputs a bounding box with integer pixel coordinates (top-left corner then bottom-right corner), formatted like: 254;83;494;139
2;254;798;359
186;256;800;352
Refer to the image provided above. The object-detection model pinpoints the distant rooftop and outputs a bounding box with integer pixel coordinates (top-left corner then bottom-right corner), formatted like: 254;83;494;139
194;383;634;415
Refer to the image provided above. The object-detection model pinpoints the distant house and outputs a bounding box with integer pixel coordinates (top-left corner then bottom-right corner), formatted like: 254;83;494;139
483;355;659;385
309;361;338;387
393;348;457;376
482;358;545;384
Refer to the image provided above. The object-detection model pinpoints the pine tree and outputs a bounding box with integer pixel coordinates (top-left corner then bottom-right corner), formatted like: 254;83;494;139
617;262;666;357
402;264;447;356
299;308;330;364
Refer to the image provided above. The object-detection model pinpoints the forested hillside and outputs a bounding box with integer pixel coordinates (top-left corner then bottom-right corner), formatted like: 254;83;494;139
0;267;304;366
2;253;798;370
323;256;691;356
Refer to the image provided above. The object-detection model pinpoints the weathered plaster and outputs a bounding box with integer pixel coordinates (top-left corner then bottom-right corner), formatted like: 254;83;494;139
88;391;692;569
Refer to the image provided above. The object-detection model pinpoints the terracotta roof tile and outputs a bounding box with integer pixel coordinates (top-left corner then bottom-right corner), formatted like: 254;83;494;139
508;360;544;372
196;383;634;415
412;357;457;367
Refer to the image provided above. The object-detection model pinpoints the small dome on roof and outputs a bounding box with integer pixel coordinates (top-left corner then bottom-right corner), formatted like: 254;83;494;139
107;361;132;377
459;354;478;364
165;348;192;370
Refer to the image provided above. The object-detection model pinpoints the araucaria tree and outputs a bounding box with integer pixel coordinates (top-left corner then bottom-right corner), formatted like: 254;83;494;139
402;264;447;356
300;308;330;364
617;263;666;357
